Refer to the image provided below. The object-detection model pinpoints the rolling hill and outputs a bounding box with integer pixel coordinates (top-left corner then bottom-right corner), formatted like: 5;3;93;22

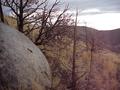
43;26;120;90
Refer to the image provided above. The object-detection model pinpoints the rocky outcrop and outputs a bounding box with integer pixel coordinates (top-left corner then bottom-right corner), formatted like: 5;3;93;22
0;22;51;90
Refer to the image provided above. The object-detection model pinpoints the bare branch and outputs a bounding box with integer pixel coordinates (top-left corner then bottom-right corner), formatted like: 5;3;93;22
5;0;19;16
23;0;47;19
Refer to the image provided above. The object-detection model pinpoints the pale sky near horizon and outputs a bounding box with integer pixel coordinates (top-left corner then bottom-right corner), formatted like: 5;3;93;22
78;11;120;30
51;0;120;30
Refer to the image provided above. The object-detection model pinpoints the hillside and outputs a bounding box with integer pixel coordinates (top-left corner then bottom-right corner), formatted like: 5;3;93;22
66;26;120;53
41;26;120;90
97;29;120;52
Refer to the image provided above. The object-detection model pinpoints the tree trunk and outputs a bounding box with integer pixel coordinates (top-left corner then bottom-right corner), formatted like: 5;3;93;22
18;17;24;33
71;10;78;90
18;0;24;33
0;0;4;22
85;33;95;90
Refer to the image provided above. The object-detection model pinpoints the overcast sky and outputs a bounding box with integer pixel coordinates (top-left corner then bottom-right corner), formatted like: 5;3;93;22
3;0;120;30
54;0;120;30
61;0;120;12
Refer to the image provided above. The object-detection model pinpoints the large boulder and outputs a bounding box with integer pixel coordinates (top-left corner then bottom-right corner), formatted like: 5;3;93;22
0;22;51;90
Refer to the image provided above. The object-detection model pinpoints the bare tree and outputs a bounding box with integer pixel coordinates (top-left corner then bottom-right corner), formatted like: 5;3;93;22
5;0;72;46
84;21;88;51
0;0;4;22
5;0;47;33
85;30;95;90
33;0;71;46
70;9;78;90
66;10;87;90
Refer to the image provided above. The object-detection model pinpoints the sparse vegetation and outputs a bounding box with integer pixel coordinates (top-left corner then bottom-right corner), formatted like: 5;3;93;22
1;0;120;90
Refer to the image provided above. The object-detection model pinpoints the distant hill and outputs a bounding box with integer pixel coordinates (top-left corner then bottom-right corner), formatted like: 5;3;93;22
67;26;120;53
97;29;120;52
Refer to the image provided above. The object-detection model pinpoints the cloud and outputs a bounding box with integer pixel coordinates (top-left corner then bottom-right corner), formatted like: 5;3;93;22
78;13;120;30
63;0;120;12
49;0;120;30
